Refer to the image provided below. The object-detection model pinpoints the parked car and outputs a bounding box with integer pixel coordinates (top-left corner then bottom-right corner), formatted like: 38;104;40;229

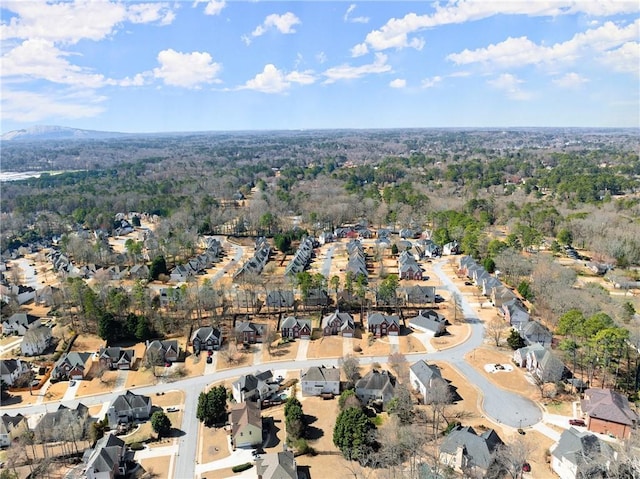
569;419;586;426
166;407;178;413
206;356;213;364
522;462;531;472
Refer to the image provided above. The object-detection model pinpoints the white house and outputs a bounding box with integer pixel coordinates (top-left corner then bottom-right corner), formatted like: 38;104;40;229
20;325;52;356
300;366;340;396
550;427;613;479
409;360;449;404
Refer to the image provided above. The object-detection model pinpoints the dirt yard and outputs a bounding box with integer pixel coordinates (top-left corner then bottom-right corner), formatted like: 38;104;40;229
306;335;343;359
431;321;471;350
139;454;172;479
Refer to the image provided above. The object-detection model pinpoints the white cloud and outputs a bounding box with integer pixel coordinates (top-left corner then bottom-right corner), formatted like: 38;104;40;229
355;2;639;53
241;64;315;93
600;42;640;74
323;53;391;83
1;39;107;88
488;73;531;100
153;49;222;88
447;20;640;70
389;78;406;88
0;1;175;44
421;76;442;88
553;72;589;88
316;51;328;64
351;42;369;57
1;88;106;122
193;0;226;16
344;4;369;24
250;12;301;39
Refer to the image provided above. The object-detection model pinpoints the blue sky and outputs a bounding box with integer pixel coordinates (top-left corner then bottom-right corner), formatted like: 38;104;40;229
1;1;638;133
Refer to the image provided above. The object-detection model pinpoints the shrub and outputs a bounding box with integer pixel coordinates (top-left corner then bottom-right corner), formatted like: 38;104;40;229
231;463;253;473
129;442;144;451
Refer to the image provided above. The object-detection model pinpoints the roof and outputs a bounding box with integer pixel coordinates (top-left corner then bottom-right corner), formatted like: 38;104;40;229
410;360;443;386
0;359;22;375
256;451;297;479
146;339;179;353
581;388;639;426
440;426;503;469
99;346;134;362
281;316;311;331
409;310;446;333
233;370;273;395
85;433;125;474
191;326;222;343
0;414;25;435
355;369;396;394
230;401;261;437
111;390;151;414
301;366;340;383
367;312;400;327
235;321;265;334
321;310;354;330
551;427;613;467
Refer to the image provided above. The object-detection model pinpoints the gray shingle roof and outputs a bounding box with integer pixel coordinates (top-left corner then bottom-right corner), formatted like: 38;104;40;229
440;426;503;469
302;366;340;383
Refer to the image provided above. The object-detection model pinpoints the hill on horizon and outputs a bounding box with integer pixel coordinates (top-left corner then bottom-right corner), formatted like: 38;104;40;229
1;125;131;141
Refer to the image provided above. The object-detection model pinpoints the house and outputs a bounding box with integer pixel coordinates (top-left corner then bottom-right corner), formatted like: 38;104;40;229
98;347;135;370
304;288;329;307
581;388;639;439
232;370;277;403
265;290;295;309
442;241;460;255
367;312;400;337
526;348;566;383
550;427;614;479
318;231;334;245
144;340;180;366
35;404;89;442
522;321;553;347
321;310;355;337
106;390;152;428
235;322;265;344
230;401;262;448
170;264;193;283
408;310;447;336
491;286;518;309
409;360;449;404
502;299;530;329
20;325;52;356
128;264;149;280
0;414;28;447
255;451;298;479
191;326;223;354
513;343;545;368
280;316;312;340
84;433;133;479
300;366;340;396
439;425;503;475
52;352;93;380
404;285;436;305
355;369;397;407
398;251;423;280
0;284;36;305
0;359;31;387
1;313;41;336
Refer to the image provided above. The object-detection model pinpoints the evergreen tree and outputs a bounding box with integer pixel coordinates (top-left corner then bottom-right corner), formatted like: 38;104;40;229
151;411;172;439
333;406;375;462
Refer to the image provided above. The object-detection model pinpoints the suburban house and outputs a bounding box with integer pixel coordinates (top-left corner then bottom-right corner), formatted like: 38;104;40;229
230;401;262;449
265;290;294;309
128;264;149;280
284;236;315;276
52;352;93;381
255;451;298;479
439;425;503;476
408;310;447;337
300;366;341;396
321;310;355;337
443;241;460;255
404;285;436;305
35;404;89;442
502;299;530;329
367;312;400;337
232;370;277;404
521;321;553;347
0;414;28;447
355;369;397;408
550;427;614;479
409;360;449;404
0;284;36;305
98;347;135;370
280;316;312;340
491;286;518;309
581;388;639;439
144;339;180;365
84;433;133;479
398;251;423;280
526;348;566;383
513;343;545;368
235;321;265;344
0;359;31;387
1;313;41;336
20;325;53;356
191;326;223;354
304;288;329;307
106;390;152;428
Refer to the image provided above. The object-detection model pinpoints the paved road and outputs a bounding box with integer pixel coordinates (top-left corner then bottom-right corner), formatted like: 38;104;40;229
5;259;543;479
320;245;335;277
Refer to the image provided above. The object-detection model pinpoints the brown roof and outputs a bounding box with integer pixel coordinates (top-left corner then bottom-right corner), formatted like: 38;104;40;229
230;401;261;437
581;388;639;426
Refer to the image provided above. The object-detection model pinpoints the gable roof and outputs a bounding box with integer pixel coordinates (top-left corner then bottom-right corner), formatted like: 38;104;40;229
551;427;613;467
410;360;443;386
256;451;297;479
440;425;503;469
99;347;134;363
0;414;25;435
581;388;639;426
321;310;354;330
191;326;222;343
280;316;311;331
235;321;265;335
355;369;396;393
409;310;446;333
230;401;261;437
367;312;400;327
85;433;125;474
301;366;340;383
111;390;151;414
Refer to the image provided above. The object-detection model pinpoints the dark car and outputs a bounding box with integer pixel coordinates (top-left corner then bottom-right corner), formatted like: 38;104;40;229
569;418;586;426
522;462;531;472
206;356;213;364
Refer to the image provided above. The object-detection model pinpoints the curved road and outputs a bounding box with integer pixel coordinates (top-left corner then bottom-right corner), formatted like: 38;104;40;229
5;259;542;479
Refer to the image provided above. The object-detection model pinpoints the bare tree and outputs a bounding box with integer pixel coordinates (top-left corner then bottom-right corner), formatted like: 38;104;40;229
486;318;508;347
339;354;361;385
491;436;534;479
388;351;409;382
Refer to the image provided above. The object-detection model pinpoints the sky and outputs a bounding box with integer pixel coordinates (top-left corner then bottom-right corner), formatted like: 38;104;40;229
1;0;639;133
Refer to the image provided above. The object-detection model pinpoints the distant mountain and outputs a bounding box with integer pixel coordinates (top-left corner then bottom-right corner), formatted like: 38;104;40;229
1;125;130;141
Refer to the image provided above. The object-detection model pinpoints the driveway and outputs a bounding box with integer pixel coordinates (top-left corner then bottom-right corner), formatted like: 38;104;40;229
321;245;335;278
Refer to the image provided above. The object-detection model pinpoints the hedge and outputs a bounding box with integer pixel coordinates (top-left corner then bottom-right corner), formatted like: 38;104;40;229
232;463;253;473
